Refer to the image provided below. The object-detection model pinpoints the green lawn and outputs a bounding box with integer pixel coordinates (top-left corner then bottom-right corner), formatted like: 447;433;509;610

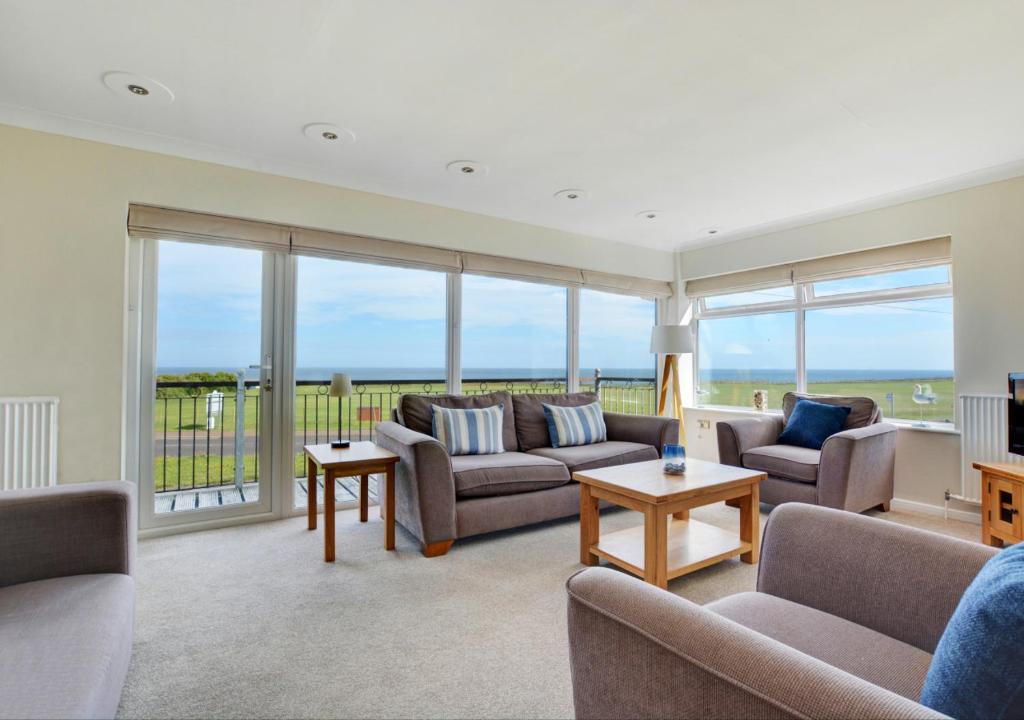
700;378;954;422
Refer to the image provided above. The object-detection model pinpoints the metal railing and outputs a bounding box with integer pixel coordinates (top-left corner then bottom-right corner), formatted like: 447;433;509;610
153;373;656;493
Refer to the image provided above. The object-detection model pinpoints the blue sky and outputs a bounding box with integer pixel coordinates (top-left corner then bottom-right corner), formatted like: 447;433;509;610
156;241;656;374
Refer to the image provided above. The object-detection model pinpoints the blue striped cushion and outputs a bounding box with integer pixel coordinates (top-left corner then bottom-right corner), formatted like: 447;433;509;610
542;401;607;448
430;404;505;456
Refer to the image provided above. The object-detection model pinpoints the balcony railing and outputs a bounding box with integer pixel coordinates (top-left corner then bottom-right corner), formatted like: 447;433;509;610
153;373;656;494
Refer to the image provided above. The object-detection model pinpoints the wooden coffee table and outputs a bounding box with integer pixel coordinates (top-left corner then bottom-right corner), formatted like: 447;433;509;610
575;458;766;589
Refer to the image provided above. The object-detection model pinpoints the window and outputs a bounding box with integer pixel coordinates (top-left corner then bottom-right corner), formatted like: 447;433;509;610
805;298;954;423
697;312;797;410
579;289;656;413
694;263;954;423
461;275;567;386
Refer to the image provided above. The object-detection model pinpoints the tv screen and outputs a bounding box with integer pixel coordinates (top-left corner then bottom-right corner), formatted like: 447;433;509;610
1011;373;1024;456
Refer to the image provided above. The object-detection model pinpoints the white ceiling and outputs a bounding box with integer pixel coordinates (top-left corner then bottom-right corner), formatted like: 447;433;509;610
2;0;1024;251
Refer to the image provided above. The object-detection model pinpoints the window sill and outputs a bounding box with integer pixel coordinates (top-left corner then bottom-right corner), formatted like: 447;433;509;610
685;404;958;435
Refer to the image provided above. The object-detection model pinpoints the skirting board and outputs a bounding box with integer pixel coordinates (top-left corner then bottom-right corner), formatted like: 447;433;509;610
891;497;981;525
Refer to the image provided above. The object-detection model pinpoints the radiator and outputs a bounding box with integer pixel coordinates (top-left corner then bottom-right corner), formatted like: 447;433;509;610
958;393;1022;504
0;397;59;490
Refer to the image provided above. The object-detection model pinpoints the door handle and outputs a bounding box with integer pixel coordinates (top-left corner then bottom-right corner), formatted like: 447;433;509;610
249;362;273;392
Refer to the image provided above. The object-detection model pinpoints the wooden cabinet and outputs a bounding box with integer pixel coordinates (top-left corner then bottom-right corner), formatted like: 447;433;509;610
976;462;1024;547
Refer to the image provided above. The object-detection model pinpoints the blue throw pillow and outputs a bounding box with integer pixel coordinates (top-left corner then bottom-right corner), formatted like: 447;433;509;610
542;401;607;448
777;398;851;450
430;404;505;456
921;542;1024;720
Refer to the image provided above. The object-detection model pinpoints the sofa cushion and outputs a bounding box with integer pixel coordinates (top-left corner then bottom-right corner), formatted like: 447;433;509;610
512;392;598;452
778;398;851;450
431;404;505;455
707;591;932;701
529;440;657;473
543;401;607;448
742;444;820;483
920;541;1024;719
400;391;518;451
0;574;134;720
450;451;570;498
783;391;880;429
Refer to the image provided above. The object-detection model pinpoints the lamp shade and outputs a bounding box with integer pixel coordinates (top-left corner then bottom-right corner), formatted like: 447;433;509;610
650;324;694;354
328;373;353;398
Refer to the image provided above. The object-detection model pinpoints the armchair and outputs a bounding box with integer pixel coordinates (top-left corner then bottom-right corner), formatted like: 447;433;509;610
567;503;996;719
716;392;896;513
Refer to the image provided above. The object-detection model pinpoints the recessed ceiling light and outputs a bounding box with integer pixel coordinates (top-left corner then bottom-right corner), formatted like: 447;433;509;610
302;123;356;146
554;189;587;201
635;210;661;221
102;71;174;105
446;160;488;176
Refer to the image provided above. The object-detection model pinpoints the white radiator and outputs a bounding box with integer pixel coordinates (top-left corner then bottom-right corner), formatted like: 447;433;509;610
958;393;1022;503
0;397;59;490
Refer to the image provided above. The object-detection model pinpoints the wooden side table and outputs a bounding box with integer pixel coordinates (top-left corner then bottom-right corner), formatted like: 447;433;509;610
976;461;1024;547
304;442;399;562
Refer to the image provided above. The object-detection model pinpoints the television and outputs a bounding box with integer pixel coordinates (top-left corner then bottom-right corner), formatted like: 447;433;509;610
1010;373;1024;456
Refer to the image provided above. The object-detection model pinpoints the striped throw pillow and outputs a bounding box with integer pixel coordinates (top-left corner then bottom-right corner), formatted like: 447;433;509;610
430;404;505;456
542;401;607;448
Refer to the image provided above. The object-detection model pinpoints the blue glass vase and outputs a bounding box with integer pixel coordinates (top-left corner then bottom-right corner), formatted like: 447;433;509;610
663;444;686;475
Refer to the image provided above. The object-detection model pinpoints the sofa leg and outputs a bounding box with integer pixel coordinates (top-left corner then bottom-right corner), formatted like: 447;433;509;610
725;498;741;508
877;501;891;512
422;540;454;558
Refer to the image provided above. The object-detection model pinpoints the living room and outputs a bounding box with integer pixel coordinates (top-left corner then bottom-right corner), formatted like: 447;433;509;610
2;2;1023;719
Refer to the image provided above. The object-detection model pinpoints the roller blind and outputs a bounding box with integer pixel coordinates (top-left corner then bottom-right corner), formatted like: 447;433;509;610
127;205;290;251
127;204;672;297
685;236;951;297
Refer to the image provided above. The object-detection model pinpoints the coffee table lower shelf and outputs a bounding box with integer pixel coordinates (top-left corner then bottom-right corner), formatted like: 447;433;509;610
591;518;751;582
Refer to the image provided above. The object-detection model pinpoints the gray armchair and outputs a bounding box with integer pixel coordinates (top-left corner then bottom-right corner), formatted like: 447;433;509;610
716;392;896;513
567;503;996;719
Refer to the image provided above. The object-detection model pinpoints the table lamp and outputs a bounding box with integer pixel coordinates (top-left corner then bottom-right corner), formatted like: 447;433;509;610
329;373;352;448
650;324;694;444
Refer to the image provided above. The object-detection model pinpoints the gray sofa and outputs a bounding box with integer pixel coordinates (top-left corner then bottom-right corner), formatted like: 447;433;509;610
0;481;136;720
567;503;995;719
716;392;897;513
376;391;678;556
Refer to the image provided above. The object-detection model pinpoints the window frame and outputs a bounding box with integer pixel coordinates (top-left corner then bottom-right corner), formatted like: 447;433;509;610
692;260;954;421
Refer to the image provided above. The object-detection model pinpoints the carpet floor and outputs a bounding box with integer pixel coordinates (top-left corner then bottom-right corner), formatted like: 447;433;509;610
117;502;977;719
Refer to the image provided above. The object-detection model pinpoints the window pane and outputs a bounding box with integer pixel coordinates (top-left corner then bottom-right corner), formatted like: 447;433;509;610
703;286;794;310
697;312;796;410
462;275;567;388
579;289;656;414
805;297;954;422
812;265;950;297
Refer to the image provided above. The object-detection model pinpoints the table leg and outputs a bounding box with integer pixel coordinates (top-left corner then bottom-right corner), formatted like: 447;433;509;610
644;505;668;589
359;474;369;523
579;483;600;566
324;468;336;563
307;457;317;531
672;508;689;521
385;464;396;551
740;483;760;564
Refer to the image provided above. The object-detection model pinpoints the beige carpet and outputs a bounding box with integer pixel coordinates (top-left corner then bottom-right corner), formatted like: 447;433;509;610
117;503;977;719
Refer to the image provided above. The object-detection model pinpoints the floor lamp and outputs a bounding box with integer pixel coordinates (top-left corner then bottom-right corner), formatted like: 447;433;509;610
650;324;694;445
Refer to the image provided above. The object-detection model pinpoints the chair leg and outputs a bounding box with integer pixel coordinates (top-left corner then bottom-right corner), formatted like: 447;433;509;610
877;501;891;512
422;540;454;558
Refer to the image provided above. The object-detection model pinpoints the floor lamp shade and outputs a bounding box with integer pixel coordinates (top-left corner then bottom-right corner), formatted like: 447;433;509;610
650;325;692;446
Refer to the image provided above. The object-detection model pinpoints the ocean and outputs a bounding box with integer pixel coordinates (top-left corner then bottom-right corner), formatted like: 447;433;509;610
157;366;951;383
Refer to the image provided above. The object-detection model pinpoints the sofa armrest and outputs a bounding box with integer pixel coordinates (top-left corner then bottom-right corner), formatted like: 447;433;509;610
567;567;945;719
817;422;897;511
603;412;678;453
715;415;785;466
758;503;997;653
374;421;457;545
0;481;136;588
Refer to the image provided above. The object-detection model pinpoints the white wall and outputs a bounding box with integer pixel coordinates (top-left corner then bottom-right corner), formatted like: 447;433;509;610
0;123;673;485
678;174;1024;517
